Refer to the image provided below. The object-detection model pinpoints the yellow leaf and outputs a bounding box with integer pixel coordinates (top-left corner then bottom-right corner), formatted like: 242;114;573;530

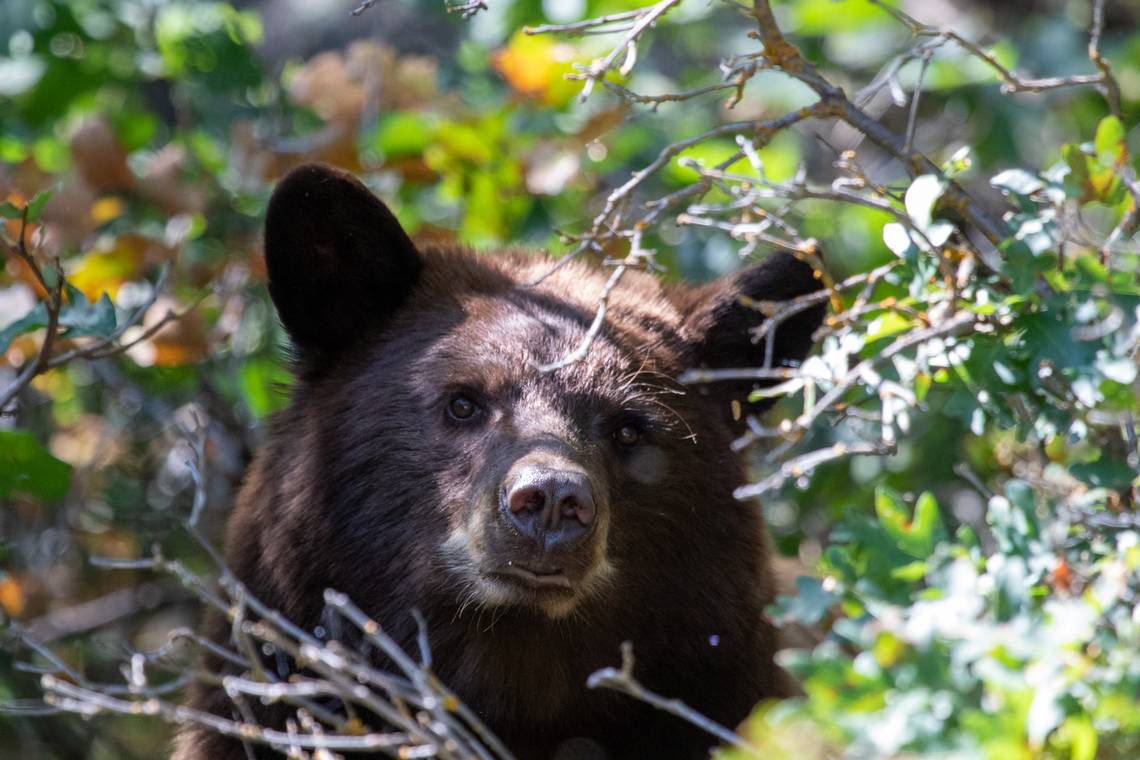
872;631;905;667
89;196;126;225
69;234;155;301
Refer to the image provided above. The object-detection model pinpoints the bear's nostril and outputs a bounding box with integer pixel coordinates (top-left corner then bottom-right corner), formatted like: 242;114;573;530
508;486;545;515
558;494;594;527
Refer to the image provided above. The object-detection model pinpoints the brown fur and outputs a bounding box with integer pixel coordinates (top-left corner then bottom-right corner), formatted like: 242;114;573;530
175;164;824;760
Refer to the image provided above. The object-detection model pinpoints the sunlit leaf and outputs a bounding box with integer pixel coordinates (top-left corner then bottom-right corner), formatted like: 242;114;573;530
1093;115;1125;168
68;235;152;301
874;487;944;558
904;174;946;230
372;112;433;159
492;31;582;107
882;222;914;257
991;168;1044;197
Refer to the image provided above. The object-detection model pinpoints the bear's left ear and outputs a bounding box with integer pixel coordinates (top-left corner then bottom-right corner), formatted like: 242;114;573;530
264;163;422;354
676;251;826;425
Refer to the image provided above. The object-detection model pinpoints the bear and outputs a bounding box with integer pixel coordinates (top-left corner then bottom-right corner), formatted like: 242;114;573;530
173;162;825;760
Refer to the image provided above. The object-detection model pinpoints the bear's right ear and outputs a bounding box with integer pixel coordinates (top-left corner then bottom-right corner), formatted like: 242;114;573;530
264;163;422;353
674;251;826;428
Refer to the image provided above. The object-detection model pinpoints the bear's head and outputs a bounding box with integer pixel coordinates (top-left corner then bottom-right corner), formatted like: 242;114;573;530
260;163;824;624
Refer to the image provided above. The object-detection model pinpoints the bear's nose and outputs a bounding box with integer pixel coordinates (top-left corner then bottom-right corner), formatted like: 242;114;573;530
501;466;595;547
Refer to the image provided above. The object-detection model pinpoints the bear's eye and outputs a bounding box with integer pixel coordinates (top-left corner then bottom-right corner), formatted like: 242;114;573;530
614;424;641;447
447;395;479;421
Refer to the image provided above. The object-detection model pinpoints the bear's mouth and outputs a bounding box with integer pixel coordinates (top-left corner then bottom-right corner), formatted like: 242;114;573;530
490;562;572;591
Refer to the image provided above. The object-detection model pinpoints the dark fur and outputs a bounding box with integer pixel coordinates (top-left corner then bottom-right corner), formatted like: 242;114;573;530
175;164;824;760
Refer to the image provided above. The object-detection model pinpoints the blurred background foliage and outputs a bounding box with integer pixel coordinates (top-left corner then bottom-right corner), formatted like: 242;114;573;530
0;0;1138;757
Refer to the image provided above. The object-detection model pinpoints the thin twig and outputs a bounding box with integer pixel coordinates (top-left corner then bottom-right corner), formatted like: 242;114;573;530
587;642;761;752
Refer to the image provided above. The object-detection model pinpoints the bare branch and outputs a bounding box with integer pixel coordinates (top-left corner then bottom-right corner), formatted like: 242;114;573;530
866;0;1122;115
4;424;514;760
587;642;760;753
733;440;895;499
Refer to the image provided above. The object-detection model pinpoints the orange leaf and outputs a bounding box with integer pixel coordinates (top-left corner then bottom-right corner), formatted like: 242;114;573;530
493;31;580;106
1051;558;1073;594
0;575;25;617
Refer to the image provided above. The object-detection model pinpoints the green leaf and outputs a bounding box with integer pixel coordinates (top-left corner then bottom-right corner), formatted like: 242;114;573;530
189;130;226;175
0;201;20;220
1070;459;1135;490
875;487;944;558
25;187;54;222
109;110;158;152
769;576;840;626
998;238;1041;292
0;302;48;354
1021;310;1097;371
0;430;72;501
239;358;292;419
1071;254;1108;284
372;112;433;159
59;291;117;339
0;136;27;164
875;487;909;530
1061;713;1098;760
890;560;928;582
1062;130;1124;202
906;492;945;555
434;121;495;165
32;136;67;173
787;0;888;34
1093;115;1125;168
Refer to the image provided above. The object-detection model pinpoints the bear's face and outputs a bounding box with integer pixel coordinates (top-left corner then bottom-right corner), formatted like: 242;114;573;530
263;164;823;622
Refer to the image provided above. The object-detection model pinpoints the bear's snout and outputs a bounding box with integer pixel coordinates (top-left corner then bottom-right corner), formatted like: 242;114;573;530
501;465;596;545
466;452;611;605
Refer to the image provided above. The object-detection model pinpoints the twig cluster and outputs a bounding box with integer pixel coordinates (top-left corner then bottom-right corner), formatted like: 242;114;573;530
0;204;183;416
524;0;1131;500
2;421;515;759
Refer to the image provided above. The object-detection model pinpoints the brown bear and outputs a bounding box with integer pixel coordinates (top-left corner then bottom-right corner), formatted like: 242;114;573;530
174;163;824;760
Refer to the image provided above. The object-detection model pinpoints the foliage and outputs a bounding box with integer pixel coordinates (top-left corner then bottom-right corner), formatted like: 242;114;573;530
1;0;1138;758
